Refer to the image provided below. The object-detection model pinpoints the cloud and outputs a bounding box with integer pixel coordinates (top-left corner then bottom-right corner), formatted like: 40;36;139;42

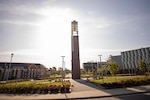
96;24;111;28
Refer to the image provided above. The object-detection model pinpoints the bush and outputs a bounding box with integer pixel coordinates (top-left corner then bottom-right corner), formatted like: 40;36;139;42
0;80;71;94
60;85;71;93
100;76;150;89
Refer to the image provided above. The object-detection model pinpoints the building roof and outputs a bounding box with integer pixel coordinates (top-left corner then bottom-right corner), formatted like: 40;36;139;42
0;62;46;69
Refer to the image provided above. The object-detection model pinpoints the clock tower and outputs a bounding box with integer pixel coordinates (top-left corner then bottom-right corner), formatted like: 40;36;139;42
71;20;80;79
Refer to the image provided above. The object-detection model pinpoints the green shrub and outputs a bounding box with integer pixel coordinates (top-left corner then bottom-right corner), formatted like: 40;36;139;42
99;76;150;89
0;80;71;94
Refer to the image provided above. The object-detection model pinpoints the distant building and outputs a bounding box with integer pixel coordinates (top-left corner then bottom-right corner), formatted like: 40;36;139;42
107;55;123;73
121;47;150;74
83;47;150;75
83;62;107;71
0;62;48;81
107;55;123;69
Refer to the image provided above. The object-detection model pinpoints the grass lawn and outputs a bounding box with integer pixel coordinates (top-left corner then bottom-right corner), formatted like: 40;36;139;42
89;75;150;84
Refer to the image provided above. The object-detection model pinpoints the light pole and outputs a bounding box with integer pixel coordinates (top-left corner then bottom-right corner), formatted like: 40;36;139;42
7;53;14;81
98;55;104;83
61;56;65;85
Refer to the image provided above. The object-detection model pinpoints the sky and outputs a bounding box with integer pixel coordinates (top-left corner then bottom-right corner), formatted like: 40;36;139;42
0;0;150;70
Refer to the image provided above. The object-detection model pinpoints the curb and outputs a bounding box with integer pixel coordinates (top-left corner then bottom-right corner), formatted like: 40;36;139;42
34;90;150;100
0;90;149;100
70;91;150;100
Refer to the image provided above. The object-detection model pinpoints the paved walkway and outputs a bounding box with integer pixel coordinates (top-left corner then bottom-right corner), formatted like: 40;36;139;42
0;78;150;99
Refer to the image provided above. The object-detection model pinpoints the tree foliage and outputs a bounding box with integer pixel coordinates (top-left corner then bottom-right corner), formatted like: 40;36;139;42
51;66;57;76
81;69;86;75
138;61;147;74
107;62;119;76
58;67;63;75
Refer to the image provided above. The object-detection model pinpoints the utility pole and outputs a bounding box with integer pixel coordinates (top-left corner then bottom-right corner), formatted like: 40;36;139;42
98;55;104;83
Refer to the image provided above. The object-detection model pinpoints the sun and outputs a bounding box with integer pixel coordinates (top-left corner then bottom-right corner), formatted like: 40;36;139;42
29;7;80;69
33;7;76;54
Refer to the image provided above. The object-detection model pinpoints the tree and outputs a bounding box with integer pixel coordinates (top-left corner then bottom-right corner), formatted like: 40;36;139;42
92;66;97;80
81;69;86;75
102;66;108;77
97;67;101;79
49;68;52;76
64;68;71;74
51;66;57;77
138;61;147;75
107;62;119;80
97;67;103;79
58;67;63;76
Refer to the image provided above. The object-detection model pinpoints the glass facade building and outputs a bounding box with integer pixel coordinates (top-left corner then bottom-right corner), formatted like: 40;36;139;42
121;47;150;71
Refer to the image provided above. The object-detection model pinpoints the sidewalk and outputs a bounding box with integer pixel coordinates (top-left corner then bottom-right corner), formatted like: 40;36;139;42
0;79;150;99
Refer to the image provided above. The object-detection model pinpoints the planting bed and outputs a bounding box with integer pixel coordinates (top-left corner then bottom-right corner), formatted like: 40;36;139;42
0;80;71;94
89;75;150;89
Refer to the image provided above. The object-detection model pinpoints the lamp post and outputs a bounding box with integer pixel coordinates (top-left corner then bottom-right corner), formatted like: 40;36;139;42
7;53;14;81
98;55;104;83
61;56;65;85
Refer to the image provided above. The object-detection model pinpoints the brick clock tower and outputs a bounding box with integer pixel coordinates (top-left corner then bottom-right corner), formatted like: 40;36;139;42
71;20;80;79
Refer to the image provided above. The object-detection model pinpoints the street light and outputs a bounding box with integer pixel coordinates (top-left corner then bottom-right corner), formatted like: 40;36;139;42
7;53;14;81
61;56;65;85
98;55;104;83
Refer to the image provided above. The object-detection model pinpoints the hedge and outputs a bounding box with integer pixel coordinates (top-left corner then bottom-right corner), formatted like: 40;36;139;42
0;84;71;94
100;77;150;89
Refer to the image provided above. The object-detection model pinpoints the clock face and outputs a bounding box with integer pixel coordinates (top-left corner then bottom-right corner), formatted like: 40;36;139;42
73;31;78;36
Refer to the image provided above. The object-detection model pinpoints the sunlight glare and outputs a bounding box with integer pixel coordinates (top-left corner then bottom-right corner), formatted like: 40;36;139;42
29;7;80;68
34;8;75;55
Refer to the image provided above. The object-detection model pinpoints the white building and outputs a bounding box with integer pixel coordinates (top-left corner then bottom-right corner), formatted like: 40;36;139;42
83;62;107;72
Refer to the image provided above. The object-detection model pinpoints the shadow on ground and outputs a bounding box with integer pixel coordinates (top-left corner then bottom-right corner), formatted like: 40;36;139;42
72;79;150;100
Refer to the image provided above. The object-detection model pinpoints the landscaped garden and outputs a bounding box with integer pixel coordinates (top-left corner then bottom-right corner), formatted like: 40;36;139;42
89;75;150;89
0;79;71;94
0;66;72;94
82;61;150;89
